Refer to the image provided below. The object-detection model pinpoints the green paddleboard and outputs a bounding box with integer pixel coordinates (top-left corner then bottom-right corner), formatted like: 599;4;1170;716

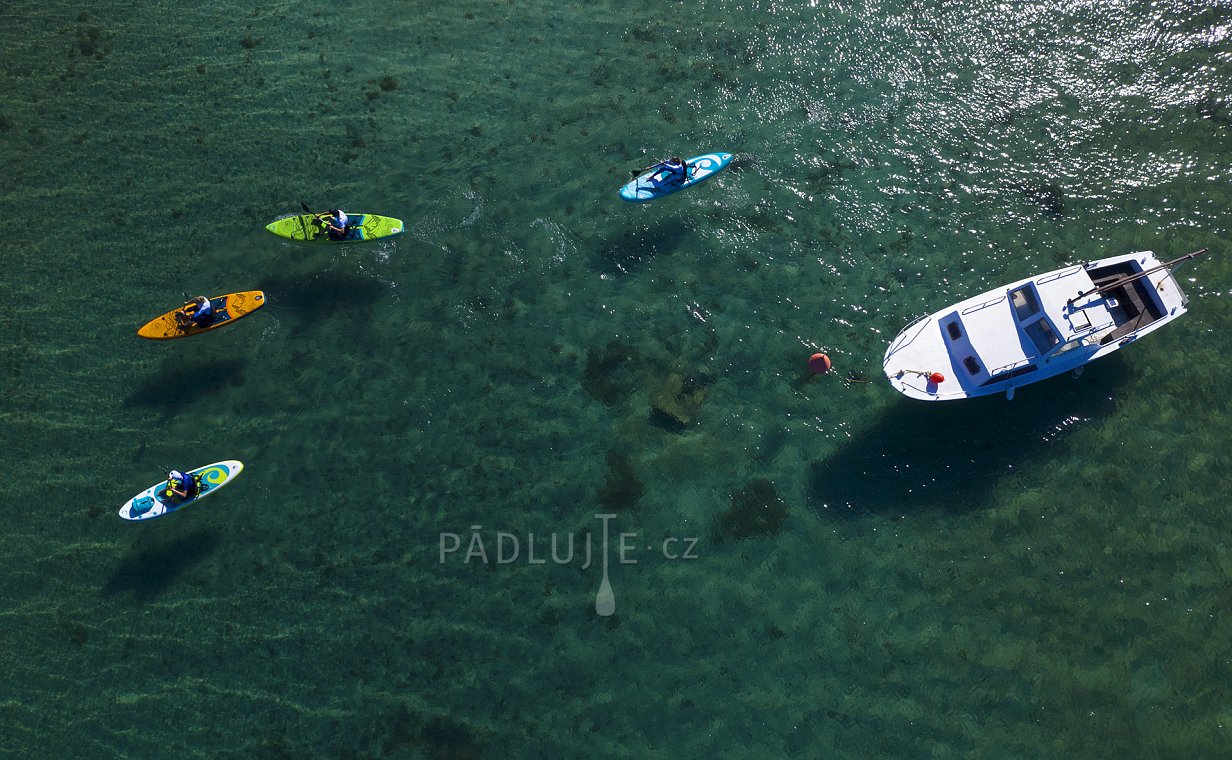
265;213;405;243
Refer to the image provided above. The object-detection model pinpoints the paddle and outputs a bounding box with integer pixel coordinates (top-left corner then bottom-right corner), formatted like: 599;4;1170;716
160;467;179;491
300;201;326;224
630;160;663;178
172;292;194;329
629;158;692;183
298;201;331;240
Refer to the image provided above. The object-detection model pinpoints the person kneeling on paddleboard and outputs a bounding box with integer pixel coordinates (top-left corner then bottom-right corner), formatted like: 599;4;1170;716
174;296;215;330
322;209;351;241
650;157;690;189
163;470;199;505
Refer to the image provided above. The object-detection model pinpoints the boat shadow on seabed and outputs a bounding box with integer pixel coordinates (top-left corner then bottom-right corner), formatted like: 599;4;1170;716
807;355;1133;517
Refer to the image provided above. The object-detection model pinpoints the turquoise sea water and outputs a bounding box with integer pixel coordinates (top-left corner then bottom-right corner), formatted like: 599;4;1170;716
3;0;1232;756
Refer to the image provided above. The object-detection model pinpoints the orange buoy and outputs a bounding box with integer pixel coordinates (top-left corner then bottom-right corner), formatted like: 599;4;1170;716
808;353;832;374
928;372;945;385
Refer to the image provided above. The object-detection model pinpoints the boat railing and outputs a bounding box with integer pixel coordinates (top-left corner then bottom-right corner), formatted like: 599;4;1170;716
1081;319;1115;336
900;313;930;330
988;357;1033;377
884;313;932;359
1157;267;1191;309
960;294;1006;315
1036;265;1085;286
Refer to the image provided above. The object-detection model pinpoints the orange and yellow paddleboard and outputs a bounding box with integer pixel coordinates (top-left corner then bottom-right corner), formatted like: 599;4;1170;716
137;291;266;340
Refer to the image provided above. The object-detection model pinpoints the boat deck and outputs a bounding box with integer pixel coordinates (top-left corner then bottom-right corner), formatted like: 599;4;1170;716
1089;262;1166;344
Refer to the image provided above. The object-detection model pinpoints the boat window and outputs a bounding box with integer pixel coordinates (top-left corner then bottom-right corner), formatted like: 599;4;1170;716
963;357;980;375
1009;286;1041;321
1024;318;1059;354
946;322;962;340
1051;337;1086;357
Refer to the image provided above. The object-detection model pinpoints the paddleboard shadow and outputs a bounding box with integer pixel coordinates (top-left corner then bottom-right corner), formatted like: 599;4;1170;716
124;357;247;412
256;273;387;314
101;530;222;601
594;219;691;276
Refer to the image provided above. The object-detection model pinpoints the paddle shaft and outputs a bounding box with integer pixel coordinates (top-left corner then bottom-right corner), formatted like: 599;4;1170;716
631;159;692;178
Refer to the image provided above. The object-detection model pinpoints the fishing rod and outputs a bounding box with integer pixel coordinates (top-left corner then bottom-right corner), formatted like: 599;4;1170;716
1068;248;1208;306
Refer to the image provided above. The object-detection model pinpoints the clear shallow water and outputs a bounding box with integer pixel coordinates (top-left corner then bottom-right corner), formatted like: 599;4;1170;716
2;0;1232;756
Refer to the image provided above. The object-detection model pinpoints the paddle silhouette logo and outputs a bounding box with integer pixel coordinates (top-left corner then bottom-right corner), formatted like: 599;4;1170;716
439;513;700;617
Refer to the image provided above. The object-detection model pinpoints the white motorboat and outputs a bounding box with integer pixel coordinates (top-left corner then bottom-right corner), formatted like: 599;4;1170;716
883;249;1208;401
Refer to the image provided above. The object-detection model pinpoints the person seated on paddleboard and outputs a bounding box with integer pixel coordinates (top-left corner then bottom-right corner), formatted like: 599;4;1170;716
174;295;215;329
650;156;690;189
163;469;199;505
320;209;352;241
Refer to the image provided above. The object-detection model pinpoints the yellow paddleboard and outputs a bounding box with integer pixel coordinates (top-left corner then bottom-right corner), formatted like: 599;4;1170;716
137;291;266;340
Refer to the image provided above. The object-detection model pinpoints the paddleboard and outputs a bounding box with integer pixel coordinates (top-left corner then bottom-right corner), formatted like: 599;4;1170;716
137;291;265;340
618;152;733;203
265;213;405;243
118;460;244;521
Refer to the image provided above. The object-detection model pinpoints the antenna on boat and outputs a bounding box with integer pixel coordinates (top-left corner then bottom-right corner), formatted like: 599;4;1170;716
1068;248;1209;306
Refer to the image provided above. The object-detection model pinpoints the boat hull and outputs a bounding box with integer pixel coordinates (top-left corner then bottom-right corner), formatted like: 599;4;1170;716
883;251;1189;401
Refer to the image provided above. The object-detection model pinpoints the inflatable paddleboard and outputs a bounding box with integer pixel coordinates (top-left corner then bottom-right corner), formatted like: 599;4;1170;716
137;291;265;340
119;460;244;521
619;152;733;203
265;213;404;243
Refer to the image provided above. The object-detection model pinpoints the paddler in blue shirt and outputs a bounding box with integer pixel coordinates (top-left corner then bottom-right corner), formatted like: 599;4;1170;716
174;296;215;329
650;156;690;189
163;470;199;505
321;209;351;240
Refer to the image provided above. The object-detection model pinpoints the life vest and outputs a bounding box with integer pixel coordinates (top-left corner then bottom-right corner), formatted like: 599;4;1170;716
164;472;182;499
165;470;199;500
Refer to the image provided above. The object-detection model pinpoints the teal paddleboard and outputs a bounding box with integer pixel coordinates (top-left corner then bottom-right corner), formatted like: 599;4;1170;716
118;460;244;521
619;152;733;203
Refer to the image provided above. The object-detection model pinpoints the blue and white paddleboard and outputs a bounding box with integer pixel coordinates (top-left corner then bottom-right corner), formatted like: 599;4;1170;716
118;460;244;521
618;152;733;203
